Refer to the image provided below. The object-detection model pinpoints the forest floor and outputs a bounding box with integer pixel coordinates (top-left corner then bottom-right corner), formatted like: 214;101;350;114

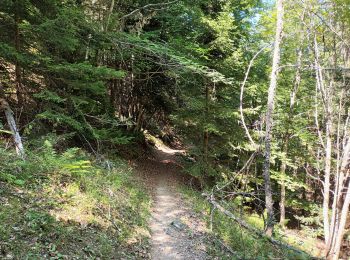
134;143;210;260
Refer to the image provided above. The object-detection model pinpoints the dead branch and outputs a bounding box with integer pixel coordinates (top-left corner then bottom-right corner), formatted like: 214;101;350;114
204;194;311;257
240;45;270;148
120;0;179;20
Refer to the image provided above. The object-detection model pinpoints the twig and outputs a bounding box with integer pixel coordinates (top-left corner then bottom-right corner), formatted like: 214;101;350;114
120;0;179;20
214;151;258;193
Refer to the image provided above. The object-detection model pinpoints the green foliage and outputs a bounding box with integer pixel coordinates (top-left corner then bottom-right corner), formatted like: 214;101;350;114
0;138;151;258
49;62;124;80
37;110;84;131
180;187;311;259
271;171;307;192
295;205;323;238
34;90;66;104
92;128;133;145
1;0;346;257
0;172;25;186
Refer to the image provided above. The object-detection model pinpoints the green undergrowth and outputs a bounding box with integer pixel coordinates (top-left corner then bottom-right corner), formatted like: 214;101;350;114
180;187;313;260
0;138;151;259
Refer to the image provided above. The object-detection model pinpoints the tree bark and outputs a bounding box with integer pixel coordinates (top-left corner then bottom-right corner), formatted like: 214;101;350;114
327;139;350;259
105;0;115;32
14;9;23;106
323;94;333;245
314;35;333;245
0;84;25;159
263;0;284;236
203;84;209;166
279;141;287;226
328;90;344;253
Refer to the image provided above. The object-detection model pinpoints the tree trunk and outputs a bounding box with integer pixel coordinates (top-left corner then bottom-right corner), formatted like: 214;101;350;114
323;88;333;245
263;0;284;236
203;84;209;165
135;106;145;132
109;79;116;115
328;90;344;253
279;141;287;227
328;181;350;260
0;84;25;159
105;0;115;32
279;179;286;226
314;35;333;245
327;140;350;259
14;11;23;106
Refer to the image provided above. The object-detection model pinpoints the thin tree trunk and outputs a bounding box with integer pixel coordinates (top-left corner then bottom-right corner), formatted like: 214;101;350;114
105;0;115;32
327;140;350;259
279;163;287;226
314;35;332;245
203;84;209;165
0;84;25;159
329;181;350;260
135;106;144;132
85;34;92;61
327;24;343;254
263;0;284;236
328;90;344;253
279;139;288;226
109;80;116;115
323;83;333;248
279;20;304;226
14;10;23;106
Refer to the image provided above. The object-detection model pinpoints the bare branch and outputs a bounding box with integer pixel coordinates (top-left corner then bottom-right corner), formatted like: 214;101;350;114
204;194;308;256
120;0;179;20
240;45;270;148
314;83;325;149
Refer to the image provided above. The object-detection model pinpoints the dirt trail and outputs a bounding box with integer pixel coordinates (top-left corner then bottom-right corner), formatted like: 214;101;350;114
135;145;208;260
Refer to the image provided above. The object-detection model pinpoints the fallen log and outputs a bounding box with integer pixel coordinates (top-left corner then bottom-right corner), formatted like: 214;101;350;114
204;194;315;258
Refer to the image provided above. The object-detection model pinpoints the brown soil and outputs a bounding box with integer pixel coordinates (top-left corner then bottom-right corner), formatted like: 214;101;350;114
134;145;208;260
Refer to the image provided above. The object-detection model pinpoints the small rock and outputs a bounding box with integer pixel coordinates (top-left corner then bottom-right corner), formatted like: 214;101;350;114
170;219;187;230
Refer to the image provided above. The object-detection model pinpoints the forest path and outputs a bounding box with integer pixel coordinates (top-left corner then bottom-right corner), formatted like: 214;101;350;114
135;143;208;260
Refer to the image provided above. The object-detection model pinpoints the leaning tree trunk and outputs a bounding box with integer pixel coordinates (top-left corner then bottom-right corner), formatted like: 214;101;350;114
329;181;350;260
263;0;284;236
0;84;25;159
327;139;350;259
